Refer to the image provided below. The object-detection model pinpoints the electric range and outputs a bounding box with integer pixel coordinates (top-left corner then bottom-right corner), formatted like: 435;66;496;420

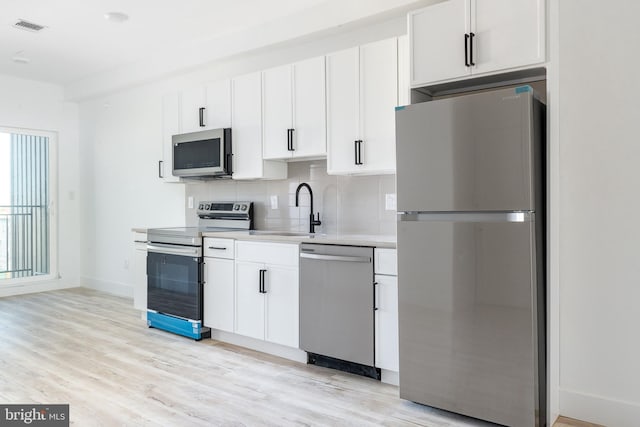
146;201;253;340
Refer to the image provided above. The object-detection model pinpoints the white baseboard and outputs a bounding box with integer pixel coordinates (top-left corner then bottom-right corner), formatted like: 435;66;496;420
210;329;307;363
560;388;640;427
80;276;133;298
381;369;399;386
0;278;78;298
209;329;399;385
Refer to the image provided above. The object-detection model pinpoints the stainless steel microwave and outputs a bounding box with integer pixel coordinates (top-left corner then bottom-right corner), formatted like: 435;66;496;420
172;128;232;178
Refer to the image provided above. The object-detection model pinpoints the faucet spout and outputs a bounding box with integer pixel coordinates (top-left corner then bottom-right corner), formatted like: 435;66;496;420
295;182;322;234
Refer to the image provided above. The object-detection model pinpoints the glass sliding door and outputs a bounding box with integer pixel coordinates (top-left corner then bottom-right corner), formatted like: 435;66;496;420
0;129;54;281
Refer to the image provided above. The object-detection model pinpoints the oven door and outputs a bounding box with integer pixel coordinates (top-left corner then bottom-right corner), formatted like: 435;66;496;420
147;243;203;321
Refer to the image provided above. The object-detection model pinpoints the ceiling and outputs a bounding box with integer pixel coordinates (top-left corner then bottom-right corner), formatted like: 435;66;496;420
1;0;433;99
0;0;331;85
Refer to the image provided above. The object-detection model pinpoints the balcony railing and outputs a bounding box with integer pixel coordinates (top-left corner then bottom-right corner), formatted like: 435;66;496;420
0;204;49;280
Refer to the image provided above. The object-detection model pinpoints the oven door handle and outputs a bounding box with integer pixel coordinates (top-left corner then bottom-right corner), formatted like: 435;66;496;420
147;243;201;257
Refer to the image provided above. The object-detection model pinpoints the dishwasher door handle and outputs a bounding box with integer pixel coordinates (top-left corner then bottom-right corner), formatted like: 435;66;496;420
300;253;370;263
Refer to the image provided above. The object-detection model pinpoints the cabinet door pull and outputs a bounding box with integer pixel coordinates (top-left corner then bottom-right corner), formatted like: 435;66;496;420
289;128;295;151
356;140;364;165
207;246;227;250
374;281;379;311
158;160;164;178
469;32;475;66
199;107;206;127
464;33;470;67
259;269;267;293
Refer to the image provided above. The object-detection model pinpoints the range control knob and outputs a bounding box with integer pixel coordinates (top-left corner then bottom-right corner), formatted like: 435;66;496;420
198;204;204;210
205;204;211;210
233;205;240;211
241;204;247;211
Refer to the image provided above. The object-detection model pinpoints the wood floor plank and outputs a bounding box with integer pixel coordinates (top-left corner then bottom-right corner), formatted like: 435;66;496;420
0;288;502;426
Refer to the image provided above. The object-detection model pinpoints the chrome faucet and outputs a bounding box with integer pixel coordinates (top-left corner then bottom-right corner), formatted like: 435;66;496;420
295;182;322;234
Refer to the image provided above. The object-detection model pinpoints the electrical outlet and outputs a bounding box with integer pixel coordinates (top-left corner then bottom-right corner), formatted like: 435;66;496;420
385;193;397;211
187;196;194;209
124;259;130;270
270;195;278;209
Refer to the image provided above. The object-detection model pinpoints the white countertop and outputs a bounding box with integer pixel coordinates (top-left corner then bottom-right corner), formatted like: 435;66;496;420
202;231;396;248
133;227;396;248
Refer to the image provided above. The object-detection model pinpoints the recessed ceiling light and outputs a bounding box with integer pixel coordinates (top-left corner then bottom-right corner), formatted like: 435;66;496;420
12;56;30;64
104;12;129;23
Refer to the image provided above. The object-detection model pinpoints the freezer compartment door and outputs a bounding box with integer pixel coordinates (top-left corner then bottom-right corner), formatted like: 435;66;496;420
395;87;540;212
397;214;543;427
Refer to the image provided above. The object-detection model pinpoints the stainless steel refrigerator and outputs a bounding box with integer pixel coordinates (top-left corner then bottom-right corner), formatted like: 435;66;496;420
395;86;546;427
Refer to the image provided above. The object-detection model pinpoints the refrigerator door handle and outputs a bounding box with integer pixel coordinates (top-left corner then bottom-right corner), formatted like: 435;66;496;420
398;211;534;223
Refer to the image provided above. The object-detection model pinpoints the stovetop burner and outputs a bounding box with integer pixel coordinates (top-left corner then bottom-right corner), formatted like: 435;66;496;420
148;201;253;245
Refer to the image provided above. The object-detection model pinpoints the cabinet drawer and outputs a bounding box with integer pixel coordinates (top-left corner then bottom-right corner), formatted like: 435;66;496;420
375;248;397;276
204;238;235;259
133;232;147;243
235;241;299;266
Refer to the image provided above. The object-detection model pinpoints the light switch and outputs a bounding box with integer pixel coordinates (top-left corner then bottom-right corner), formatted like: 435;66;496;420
385;193;397;211
187;196;194;209
270;195;279;210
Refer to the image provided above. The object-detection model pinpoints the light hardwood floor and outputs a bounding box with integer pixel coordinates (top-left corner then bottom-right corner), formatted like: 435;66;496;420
0;288;593;427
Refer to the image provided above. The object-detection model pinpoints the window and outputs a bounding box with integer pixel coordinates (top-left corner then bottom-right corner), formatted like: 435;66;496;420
0;128;56;282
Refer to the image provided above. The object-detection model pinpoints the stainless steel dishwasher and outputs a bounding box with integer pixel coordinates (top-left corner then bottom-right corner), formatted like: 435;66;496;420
299;243;379;379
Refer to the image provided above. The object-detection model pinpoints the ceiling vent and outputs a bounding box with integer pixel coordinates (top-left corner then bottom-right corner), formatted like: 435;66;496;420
13;20;46;32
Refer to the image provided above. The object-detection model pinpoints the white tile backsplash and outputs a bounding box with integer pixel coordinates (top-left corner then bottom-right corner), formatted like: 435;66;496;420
184;160;396;236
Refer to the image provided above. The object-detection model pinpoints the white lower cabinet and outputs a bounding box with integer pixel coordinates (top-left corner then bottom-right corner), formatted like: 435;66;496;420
374;248;399;372
234;241;299;348
132;232;148;311
235;261;267;340
203;257;235;332
264;265;299;347
375;274;399;371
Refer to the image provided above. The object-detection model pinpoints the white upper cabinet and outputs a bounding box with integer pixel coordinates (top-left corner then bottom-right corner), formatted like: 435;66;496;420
410;0;469;85
471;0;546;75
327;37;398;175
179;80;232;133
160;81;231;182
262;65;292;159
409;0;545;87
262;56;326;160
180;86;207;133
160;92;181;182
231;72;288;180
326;47;359;174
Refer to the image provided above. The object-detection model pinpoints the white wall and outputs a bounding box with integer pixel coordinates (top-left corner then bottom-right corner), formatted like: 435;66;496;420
77;16;407;298
79;86;185;297
0;74;80;297
557;1;640;425
185;161;397;235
